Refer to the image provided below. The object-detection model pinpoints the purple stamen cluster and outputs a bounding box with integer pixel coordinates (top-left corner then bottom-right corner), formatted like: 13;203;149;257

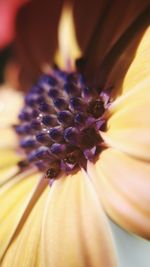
16;68;109;179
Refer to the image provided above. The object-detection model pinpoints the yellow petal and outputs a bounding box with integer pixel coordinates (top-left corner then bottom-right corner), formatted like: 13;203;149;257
56;3;81;70
0;149;20;169
106;26;150;98
101;129;150;161
0;88;22;149
0;148;22;186
0;166;19;186
0;87;23;127
88;149;150;239
40;171;118;267
0;128;19;149
1;182;49;267
0;171;43;260
102;76;150;161
122;26;150;93
108;76;150;114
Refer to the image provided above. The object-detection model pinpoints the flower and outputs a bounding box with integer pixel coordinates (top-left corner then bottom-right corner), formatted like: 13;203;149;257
0;1;150;267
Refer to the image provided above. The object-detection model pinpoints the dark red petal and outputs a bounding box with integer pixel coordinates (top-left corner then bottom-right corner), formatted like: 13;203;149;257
73;0;150;85
14;0;64;90
0;0;28;49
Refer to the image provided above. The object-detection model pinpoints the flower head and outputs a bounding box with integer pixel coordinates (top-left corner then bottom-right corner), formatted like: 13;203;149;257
0;1;150;267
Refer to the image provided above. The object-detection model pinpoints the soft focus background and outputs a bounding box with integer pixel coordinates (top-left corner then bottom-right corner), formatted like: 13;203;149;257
110;219;150;267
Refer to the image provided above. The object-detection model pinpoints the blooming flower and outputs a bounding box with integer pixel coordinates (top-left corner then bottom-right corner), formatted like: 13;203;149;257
0;1;150;267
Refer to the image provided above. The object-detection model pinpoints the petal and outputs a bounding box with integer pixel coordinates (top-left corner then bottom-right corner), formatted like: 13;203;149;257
120;26;150;94
1;181;49;267
101;129;150;162
0;148;21;186
0;149;20;169
15;0;63;89
106;26;150;96
0;87;23;149
0;170;43;260
0;165;19;186
41;171;118;267
0;128;19;149
102;76;150;161
73;0;150;82
0;0;28;49
0;87;23;127
88;149;150;239
56;3;81;70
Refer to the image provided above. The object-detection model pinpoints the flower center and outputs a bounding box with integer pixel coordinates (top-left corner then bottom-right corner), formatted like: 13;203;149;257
16;67;110;179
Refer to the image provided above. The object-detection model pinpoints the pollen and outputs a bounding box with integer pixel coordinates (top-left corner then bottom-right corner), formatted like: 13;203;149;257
15;67;110;179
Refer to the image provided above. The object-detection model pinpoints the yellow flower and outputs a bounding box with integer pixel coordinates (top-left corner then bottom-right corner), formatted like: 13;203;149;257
0;1;150;267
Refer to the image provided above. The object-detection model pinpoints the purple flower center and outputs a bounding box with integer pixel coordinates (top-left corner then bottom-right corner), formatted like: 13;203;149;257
15;68;109;179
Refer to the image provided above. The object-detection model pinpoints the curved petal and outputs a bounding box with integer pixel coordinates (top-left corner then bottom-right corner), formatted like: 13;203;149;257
73;0;150;82
118;26;150;94
0;87;23;149
0;87;23;127
0;171;43;260
0;128;19;149
40;170;118;267
102;27;150;161
1;183;49;267
0;149;20;169
0;165;19;186
101;128;150;162
106;26;150;97
102;74;150;161
0;0;28;49
14;0;63;89
88;149;150;239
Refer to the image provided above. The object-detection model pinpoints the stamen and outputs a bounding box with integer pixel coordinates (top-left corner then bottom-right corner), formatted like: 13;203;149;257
16;67;110;179
69;97;86;112
36;132;51;145
64;127;79;145
49;126;63;142
57;110;73;125
88;100;105;118
53;97;68;110
46;161;61;179
42;115;57;126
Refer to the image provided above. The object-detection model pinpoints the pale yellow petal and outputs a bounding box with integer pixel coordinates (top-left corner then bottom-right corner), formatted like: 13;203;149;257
0;148;22;186
56;3;81;70
88;149;150;239
107;76;150;114
0;87;23;127
102;76;150;161
0;87;22;149
122;26;150;93
0;128;18;148
101;129;150;161
1;182;49;267
0;149;20;169
0;166;19;186
106;25;150;97
41;171;118;267
0;171;43;260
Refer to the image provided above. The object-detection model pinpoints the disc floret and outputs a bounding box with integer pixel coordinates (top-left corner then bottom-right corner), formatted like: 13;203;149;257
16;68;109;179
